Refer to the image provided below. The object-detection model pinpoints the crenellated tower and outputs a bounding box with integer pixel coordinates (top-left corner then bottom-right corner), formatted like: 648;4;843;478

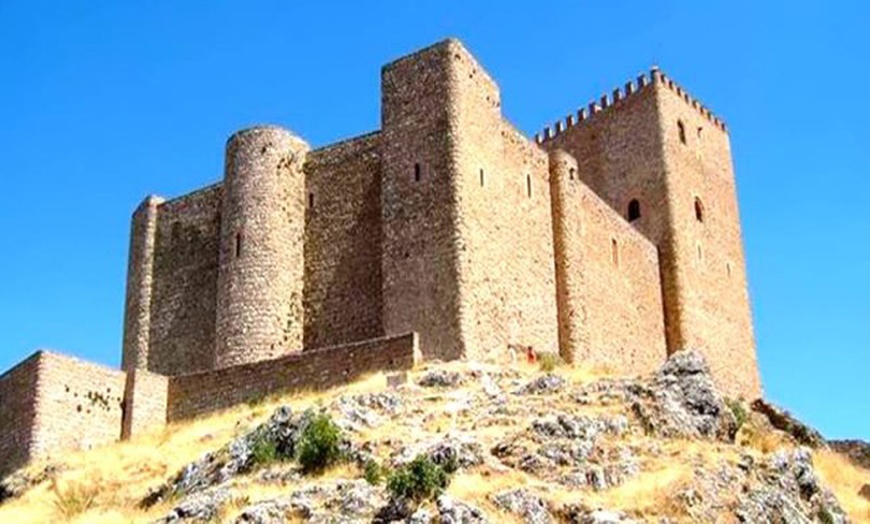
538;69;760;398
214;126;309;368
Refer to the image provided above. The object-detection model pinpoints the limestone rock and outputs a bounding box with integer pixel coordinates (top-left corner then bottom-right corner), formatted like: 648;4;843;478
516;374;566;395
491;489;552;524
153;487;229;523
436;495;488;524
631;350;737;441
418;370;463;388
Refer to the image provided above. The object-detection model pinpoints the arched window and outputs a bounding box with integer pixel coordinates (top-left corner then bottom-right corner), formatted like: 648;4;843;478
678;120;687;144
694;197;705;222
627;199;641;222
414;163;421;182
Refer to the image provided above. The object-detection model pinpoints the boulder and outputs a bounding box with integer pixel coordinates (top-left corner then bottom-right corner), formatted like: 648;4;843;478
491;489;552;524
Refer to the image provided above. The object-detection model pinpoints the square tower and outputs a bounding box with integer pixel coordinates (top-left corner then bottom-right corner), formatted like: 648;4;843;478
380;39;559;361
540;69;761;399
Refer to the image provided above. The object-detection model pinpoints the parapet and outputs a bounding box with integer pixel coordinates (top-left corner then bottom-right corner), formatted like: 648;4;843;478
535;67;728;145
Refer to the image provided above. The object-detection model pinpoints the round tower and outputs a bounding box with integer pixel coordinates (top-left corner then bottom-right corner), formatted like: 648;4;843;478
215;125;309;368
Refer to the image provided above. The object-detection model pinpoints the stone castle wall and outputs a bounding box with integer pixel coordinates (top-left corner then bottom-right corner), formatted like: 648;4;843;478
549;150;666;373
304;132;385;349
0;353;40;477
166;333;418;421
30;353;127;463
147;185;222;375
448;42;559;361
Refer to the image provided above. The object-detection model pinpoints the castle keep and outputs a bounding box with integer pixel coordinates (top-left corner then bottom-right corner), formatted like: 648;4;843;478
0;39;761;477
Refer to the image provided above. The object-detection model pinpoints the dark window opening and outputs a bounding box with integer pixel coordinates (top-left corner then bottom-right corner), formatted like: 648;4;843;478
526;174;532;198
234;232;243;258
627;199;641;222
480;169;485;187
726;262;732;277
611;238;619;267
414;163;421;182
694;197;705;222
569;167;576;180
697;126;703;138
678;120;687;144
309;192;315;209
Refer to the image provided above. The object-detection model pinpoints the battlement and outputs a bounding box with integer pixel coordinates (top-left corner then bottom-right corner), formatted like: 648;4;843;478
535;68;727;145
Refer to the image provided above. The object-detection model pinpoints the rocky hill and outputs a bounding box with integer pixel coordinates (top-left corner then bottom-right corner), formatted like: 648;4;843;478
0;351;868;523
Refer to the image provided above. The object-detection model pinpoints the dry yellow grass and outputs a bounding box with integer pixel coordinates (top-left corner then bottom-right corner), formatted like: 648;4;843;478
1;362;865;523
814;449;870;522
0;372;389;523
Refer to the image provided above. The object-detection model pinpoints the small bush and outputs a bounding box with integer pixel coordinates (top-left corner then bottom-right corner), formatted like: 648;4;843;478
50;479;99;518
386;455;450;503
297;412;344;474
363;459;385;485
538;352;563;373
726;397;749;430
250;432;281;467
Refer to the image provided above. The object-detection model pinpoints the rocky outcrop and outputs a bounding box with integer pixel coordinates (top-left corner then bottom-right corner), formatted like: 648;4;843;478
829;439;870;470
630;350;737;441
141;407;346;509
491;489;552;524
0;464;62;505
752;399;827;448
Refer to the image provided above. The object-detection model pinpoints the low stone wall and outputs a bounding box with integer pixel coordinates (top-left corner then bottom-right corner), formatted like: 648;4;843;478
30;352;127;464
0;353;41;478
122;369;168;440
166;333;419;421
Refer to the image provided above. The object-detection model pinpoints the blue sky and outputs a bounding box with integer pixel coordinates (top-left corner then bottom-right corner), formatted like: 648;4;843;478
0;1;867;439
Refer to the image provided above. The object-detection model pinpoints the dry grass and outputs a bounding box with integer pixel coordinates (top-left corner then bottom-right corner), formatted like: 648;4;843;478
814;449;870;522
0;372;389;523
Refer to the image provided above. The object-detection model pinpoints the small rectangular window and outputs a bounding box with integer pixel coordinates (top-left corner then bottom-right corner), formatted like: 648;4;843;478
234;232;243;258
414;163;421;182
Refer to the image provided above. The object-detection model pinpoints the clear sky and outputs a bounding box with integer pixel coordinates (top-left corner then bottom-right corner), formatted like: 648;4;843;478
0;1;866;439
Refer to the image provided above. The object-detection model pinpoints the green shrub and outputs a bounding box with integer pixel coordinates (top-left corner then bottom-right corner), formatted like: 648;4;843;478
250;432;281;467
726;397;749;431
363;459;384;485
386;455;450;503
538;351;563;373
297;412;344;474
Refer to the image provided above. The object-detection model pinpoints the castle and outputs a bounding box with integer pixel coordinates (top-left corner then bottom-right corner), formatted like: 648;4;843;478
0;39;761;477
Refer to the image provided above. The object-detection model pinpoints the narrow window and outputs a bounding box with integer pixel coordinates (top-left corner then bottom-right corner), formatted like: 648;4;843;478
697;126;703;138
697;244;703;262
526;174;532;198
611;238;619;267
234;232;243;258
627;199;641;222
678;120;686;145
480;169;485;187
414;163;421;182
569;167;576;180
309;192;315;209
726;262;732;277
694;197;705;222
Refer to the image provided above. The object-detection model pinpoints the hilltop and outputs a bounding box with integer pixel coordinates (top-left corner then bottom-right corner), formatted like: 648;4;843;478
0;351;867;523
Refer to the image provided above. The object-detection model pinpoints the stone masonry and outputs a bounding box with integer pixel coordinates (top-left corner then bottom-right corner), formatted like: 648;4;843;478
0;38;761;477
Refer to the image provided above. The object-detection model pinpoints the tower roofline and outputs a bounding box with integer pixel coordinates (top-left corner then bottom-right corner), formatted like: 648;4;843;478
535;67;728;145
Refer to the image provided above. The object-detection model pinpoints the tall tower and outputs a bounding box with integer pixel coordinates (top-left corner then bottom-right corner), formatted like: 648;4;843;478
540;69;761;399
214;126;308;368
381;39;558;362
